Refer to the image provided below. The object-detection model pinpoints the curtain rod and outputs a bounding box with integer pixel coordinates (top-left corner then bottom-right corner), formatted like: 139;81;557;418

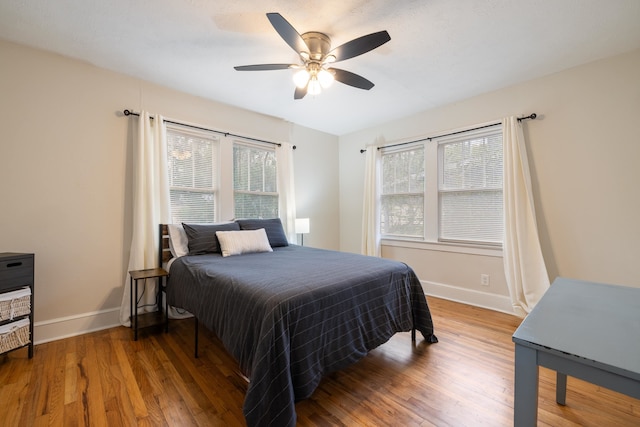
122;109;295;149
359;113;537;153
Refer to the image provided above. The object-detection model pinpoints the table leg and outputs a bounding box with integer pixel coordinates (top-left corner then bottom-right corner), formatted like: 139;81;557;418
164;276;169;333
556;371;567;405
194;316;199;358
133;278;138;341
129;276;134;340
514;344;539;427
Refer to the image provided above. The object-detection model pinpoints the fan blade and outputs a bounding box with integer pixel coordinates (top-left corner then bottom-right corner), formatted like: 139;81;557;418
294;85;307;99
331;68;375;90
267;13;309;56
328;31;390;62
234;64;293;71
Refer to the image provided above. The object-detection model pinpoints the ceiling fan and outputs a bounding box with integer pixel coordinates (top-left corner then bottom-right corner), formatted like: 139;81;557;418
234;13;391;99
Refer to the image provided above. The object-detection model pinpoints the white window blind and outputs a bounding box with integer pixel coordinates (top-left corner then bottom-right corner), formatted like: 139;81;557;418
380;146;425;237
233;143;278;219
167;127;218;223
438;127;503;244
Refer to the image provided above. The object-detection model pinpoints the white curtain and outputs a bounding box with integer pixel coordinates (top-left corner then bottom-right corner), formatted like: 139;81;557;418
362;144;381;256
503;116;550;316
119;112;171;326
277;142;297;243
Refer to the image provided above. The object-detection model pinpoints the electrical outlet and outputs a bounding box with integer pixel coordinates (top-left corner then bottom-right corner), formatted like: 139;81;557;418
480;274;490;286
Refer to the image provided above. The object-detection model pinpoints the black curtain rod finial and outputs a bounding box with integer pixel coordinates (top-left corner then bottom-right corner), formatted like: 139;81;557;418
123;109;143;118
518;113;537;122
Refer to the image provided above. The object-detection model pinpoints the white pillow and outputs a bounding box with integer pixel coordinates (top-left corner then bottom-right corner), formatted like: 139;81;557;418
216;229;273;257
168;224;189;258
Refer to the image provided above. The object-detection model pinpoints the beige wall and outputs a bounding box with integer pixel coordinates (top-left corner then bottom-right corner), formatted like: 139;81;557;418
339;48;640;312
0;40;339;342
290;125;340;249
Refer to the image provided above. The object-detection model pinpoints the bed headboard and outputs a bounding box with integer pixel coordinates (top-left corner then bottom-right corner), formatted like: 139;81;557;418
159;224;173;266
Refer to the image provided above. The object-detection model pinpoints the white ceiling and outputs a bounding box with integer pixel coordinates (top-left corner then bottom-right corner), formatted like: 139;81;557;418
1;0;640;135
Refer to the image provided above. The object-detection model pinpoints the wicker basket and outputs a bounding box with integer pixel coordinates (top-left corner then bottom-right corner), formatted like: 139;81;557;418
0;318;30;354
0;287;31;322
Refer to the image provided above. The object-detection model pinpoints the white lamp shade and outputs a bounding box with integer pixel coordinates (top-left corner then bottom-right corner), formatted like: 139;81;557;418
295;218;310;234
318;69;334;88
293;69;310;88
307;78;322;95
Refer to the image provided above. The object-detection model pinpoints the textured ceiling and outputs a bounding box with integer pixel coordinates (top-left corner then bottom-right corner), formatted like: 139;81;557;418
1;0;640;135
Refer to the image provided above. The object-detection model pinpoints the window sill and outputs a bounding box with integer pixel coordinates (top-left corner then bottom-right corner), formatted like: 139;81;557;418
380;238;503;257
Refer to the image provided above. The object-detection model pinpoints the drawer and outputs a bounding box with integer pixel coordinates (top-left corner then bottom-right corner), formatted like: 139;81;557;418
0;287;31;321
0;318;30;354
0;254;34;292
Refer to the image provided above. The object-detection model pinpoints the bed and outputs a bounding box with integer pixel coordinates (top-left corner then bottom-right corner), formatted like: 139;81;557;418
160;220;437;427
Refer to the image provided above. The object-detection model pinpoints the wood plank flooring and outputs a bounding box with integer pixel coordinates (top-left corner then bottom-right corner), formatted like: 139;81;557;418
1;297;638;426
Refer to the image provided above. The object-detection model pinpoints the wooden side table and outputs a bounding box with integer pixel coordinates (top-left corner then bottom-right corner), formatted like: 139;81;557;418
129;267;169;341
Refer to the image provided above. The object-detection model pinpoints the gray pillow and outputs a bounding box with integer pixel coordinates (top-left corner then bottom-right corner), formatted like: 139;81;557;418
182;222;241;254
236;218;289;247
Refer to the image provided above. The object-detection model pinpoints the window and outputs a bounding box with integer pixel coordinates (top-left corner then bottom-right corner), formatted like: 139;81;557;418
233;143;278;219
167;126;218;223
380;124;503;246
380;146;425;237
439;128;503;244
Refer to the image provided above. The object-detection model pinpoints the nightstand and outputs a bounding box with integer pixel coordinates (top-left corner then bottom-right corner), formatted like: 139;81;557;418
129;267;169;341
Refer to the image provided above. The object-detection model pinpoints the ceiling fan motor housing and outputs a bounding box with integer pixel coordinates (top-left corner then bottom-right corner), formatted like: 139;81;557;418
301;32;331;61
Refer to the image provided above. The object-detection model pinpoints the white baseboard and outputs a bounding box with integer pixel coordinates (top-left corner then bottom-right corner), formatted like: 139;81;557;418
421;280;519;316
33;307;121;345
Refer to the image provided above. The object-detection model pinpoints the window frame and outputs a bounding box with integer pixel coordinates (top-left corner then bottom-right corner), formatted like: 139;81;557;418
232;140;279;220
379;144;425;239
166;124;220;224
436;125;503;246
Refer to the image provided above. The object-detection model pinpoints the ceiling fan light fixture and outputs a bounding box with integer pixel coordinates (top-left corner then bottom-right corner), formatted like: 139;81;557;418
318;68;334;88
308;77;322;95
293;68;310;88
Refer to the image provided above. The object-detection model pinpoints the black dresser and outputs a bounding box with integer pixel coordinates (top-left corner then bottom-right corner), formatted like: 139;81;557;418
0;253;34;358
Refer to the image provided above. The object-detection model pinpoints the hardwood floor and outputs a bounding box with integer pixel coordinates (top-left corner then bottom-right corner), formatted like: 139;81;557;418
1;297;638;426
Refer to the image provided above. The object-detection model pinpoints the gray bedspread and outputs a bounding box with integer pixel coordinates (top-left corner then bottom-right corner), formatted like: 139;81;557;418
167;245;437;426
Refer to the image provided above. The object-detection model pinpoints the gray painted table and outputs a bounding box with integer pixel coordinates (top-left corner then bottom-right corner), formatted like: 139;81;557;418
512;277;640;426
